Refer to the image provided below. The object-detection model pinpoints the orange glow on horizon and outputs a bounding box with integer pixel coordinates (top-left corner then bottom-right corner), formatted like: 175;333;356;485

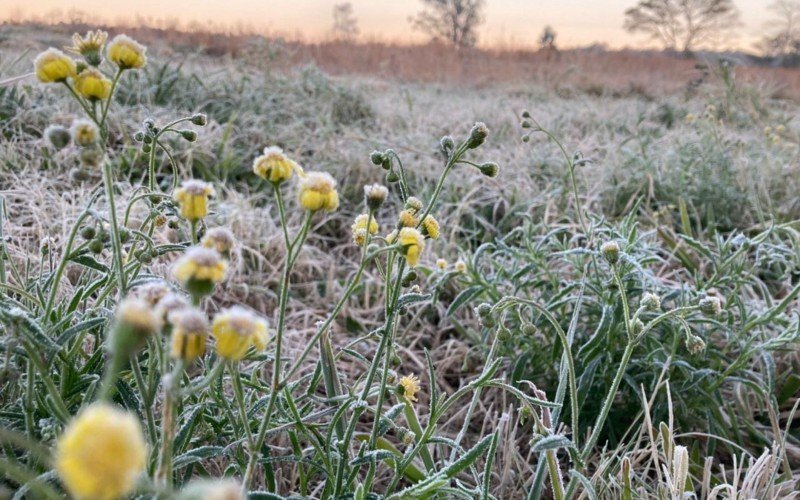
1;0;773;51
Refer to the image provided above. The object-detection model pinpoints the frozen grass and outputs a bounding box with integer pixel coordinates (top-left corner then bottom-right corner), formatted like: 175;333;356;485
0;25;798;498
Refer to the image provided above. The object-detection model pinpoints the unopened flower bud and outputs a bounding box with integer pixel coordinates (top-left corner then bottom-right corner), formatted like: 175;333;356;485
629;318;645;336
641;292;661;312
686;335;706;354
466;122;489;149
386;171;399;183
478;162;499;177
475;303;492;317
133;131;144;142
698;296;722;317
179;129;197;142
601;241;620;264
364;183;388;211
45;125;71;150
110;297;162;357
440;135;455;152
370;151;384;166
190;113;207;126
80;226;97;240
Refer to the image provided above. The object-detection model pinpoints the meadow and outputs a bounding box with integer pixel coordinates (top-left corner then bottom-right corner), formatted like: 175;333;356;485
0;22;799;499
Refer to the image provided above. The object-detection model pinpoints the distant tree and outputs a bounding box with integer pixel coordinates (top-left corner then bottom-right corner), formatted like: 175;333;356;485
623;0;741;53
759;0;800;58
410;0;485;48
332;2;360;41
539;25;557;50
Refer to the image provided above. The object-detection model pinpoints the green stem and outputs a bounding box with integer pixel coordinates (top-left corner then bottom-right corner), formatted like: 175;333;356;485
101;161;127;296
155;360;184;489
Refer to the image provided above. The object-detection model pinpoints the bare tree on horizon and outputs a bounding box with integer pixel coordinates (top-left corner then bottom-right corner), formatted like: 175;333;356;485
332;2;360;41
758;0;800;58
410;0;485;48
623;0;741;53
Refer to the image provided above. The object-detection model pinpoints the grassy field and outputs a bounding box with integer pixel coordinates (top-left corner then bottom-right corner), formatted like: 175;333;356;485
1;23;799;499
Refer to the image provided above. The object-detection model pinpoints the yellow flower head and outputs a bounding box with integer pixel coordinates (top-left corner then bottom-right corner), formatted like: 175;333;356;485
398;209;418;228
253;146;297;184
70;119;100;147
351;213;379;247
65;30;108;65
107;34;147;70
174;180;215;222
421;215;440;240
436;258;447;270
454;260;467;273
201;227;236;258
56;403;146;500
399;374;421;402
73;68;112;101
169;308;208;362
211;306;268;360
34;48;76;83
364;183;388;211
298;172;339;212
171;247;227;296
397;227;425;267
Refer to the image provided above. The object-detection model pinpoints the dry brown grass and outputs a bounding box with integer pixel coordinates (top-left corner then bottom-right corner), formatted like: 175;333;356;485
5;20;800;99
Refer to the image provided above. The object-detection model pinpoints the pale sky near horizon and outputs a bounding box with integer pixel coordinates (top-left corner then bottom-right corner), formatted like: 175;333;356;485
0;0;775;50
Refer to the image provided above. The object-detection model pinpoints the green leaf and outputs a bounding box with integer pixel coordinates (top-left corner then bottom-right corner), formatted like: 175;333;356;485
446;285;484;316
173;446;225;468
397;292;432;308
70;255;109;273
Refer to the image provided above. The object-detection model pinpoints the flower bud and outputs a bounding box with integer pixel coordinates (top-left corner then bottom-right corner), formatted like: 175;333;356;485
698;296;722;317
629;318;645;336
475;303;492;317
364;183;388;211
478;162;499;178
80;226;97;240
686;335;706;354
45;125;71;150
370;151;384;166
133;131;144;142
179;129;197;142
641;292;661;312
521;110;531;118
601;241;620;265
110;297;162;357
440;135;455;152
466;122;489;149
190;113;207;126
386;171;399;183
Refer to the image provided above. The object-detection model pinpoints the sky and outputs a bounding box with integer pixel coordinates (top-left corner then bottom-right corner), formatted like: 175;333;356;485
0;0;775;50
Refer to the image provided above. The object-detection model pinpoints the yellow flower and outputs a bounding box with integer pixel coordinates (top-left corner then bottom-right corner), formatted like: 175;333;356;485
436;258;447;270
351;214;378;246
397;227;425;266
156;293;190;322
454;260;466;273
398;209;418;228
34;48;76;83
173;180;215;222
107;34;147;70
65;30;108;65
55;403;146;500
364;183;388;210
169;308;208;362
421;215;440;240
201;227;236;258
73;68;112;101
211;307;268;360
298;172;339;212
70;119;99;147
172;247;227;296
253;146;297;184
399;374;421;402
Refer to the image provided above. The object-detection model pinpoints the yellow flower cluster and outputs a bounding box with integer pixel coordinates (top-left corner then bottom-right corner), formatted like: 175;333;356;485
399;374;421;402
65;30;108;65
420;215;440;240
56;403;147;500
174;180;216;222
351;213;379;246
253;146;298;184
211;306;269;360
298;172;339;212
169;308;209;362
